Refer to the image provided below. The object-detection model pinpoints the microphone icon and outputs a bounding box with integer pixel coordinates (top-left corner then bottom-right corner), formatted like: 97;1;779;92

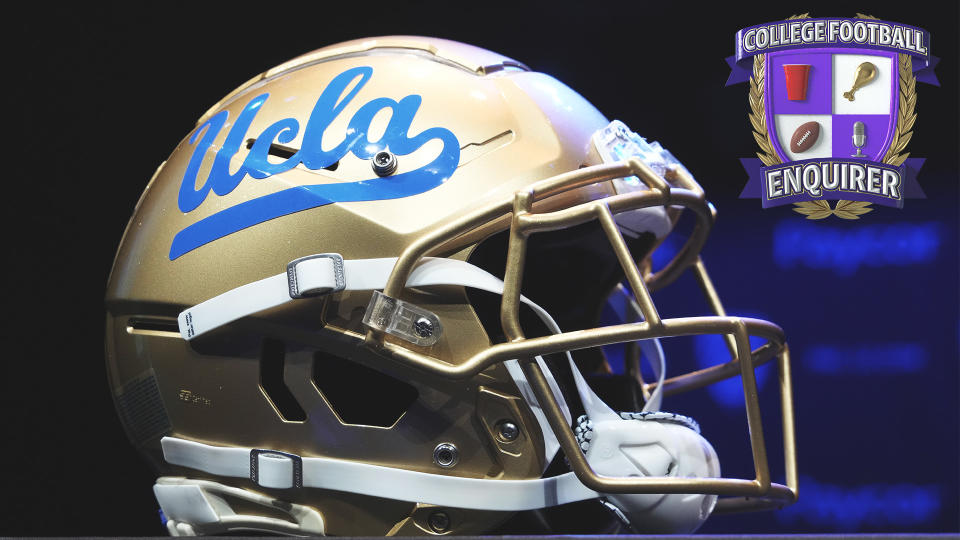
851;121;867;158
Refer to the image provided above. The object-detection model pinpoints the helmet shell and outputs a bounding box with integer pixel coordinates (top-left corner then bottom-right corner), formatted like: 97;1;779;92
106;36;612;535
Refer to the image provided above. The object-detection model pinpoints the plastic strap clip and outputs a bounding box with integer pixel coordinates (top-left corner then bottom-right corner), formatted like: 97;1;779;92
362;290;443;347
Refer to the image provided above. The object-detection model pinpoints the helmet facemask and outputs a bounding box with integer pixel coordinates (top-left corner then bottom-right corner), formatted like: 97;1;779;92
356;120;798;527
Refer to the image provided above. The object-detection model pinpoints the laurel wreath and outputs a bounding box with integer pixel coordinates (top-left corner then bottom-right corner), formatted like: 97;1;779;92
748;13;916;219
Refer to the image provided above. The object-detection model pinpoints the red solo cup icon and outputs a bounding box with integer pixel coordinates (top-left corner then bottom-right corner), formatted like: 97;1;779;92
783;64;811;101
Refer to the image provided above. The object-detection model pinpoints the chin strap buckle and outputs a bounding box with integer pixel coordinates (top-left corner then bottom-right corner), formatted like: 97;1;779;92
250;449;303;489
286;253;345;299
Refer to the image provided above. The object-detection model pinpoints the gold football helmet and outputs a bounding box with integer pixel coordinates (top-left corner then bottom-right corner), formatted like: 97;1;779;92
105;36;797;536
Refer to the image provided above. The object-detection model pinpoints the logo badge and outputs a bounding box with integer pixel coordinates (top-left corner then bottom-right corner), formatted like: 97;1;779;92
727;15;939;219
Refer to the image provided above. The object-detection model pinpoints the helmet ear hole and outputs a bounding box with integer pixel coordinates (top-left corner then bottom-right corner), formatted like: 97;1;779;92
260;339;307;422
311;351;418;428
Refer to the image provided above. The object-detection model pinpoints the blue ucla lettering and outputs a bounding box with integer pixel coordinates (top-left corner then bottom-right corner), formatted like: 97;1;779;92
177;110;229;213
170;66;460;260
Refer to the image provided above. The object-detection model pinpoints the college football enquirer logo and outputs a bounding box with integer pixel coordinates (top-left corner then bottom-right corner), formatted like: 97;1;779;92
726;14;939;219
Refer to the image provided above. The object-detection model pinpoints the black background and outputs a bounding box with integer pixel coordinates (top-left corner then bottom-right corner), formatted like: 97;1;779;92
7;0;958;535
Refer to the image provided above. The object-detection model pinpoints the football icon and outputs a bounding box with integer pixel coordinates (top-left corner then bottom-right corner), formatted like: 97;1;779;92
790;121;820;153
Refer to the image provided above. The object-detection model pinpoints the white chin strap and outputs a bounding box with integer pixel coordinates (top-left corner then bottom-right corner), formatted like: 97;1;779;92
166;254;716;534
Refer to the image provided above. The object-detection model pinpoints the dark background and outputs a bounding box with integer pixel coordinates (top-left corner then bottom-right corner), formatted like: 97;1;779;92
7;0;957;535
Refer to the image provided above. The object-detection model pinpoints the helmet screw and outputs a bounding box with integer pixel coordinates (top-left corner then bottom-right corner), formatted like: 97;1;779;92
413;317;434;338
371;150;398;176
496;420;520;441
433;443;459;468
428;510;450;533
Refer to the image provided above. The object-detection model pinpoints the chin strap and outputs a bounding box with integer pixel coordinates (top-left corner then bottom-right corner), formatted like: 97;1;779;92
165;253;707;534
159;404;714;534
179;254;557;343
161;436;599;511
617;284;667;413
179;254;575;464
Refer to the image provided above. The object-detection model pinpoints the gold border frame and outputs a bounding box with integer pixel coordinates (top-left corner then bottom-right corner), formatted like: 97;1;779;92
360;158;797;513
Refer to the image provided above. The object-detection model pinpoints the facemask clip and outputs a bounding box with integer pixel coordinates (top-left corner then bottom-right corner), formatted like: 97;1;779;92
363;290;443;347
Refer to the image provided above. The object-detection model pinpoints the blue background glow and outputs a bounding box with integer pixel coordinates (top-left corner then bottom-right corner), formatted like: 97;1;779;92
602;202;958;533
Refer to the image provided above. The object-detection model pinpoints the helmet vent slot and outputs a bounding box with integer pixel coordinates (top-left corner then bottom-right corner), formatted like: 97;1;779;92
245;138;339;171
312;352;418;428
126;316;180;337
259;339;307;422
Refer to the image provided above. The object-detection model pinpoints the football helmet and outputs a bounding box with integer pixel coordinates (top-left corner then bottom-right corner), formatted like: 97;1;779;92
105;36;797;536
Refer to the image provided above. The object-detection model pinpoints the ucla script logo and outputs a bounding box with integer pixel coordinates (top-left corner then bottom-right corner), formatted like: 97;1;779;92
170;66;461;259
